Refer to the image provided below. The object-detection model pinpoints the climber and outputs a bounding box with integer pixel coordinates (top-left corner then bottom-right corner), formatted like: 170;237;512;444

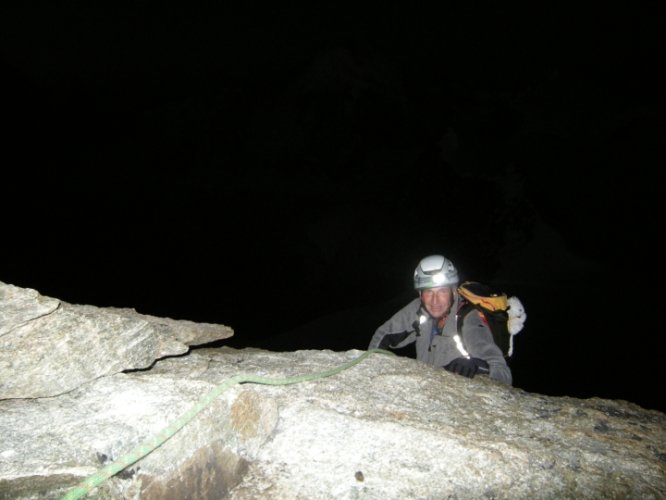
368;254;512;385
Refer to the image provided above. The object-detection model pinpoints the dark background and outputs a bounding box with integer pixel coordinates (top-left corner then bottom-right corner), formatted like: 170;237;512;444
2;4;664;412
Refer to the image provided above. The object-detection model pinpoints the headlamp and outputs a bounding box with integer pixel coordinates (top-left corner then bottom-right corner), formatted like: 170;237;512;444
431;272;446;285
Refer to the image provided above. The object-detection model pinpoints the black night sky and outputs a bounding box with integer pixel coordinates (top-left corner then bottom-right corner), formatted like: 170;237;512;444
3;4;665;412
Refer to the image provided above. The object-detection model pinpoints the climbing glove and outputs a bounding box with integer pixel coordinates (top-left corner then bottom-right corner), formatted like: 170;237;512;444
444;357;489;378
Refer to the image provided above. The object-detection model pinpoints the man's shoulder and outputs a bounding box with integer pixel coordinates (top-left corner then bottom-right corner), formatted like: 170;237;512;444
388;297;421;318
459;307;489;328
403;297;422;312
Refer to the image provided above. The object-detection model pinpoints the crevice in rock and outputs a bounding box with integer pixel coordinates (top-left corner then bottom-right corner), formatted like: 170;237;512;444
121;348;194;373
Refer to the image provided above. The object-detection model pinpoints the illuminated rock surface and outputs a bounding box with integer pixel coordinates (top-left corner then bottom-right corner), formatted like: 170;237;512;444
0;282;233;399
1;281;664;499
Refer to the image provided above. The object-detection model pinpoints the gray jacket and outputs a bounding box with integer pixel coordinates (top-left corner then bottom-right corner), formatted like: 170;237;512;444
368;293;512;385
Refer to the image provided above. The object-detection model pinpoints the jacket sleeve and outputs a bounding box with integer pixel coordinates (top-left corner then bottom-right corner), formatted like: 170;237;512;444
461;310;513;385
368;299;419;351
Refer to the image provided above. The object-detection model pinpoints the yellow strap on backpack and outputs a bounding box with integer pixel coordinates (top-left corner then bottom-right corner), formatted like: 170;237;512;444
458;281;508;312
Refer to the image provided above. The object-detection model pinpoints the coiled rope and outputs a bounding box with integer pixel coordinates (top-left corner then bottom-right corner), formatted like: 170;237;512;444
61;348;393;499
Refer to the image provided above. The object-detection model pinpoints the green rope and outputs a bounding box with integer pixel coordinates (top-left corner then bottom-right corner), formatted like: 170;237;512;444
60;348;393;499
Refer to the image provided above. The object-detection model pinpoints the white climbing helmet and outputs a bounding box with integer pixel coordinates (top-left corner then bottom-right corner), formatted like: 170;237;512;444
413;254;459;290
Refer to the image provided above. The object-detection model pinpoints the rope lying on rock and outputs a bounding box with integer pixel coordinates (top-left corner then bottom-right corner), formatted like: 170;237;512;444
61;348;394;500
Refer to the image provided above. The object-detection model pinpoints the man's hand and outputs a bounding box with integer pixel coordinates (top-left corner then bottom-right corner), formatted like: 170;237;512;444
444;357;489;378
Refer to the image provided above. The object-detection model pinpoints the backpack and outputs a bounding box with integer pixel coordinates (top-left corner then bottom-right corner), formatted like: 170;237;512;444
456;281;526;358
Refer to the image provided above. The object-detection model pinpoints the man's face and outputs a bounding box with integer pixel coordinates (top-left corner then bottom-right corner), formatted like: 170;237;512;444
420;286;453;319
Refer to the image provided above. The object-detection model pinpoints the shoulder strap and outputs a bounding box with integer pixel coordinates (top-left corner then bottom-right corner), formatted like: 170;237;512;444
456;284;512;358
456;299;477;333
